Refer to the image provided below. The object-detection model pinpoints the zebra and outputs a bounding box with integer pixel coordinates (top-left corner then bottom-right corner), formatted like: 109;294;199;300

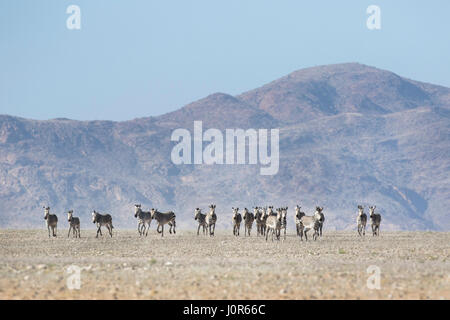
294;205;306;236
316;206;325;237
232;207;242;236
205;204;217;236
254;207;264;236
298;207;321;241
260;207;268;236
67;210;80;238
150;208;176;237
265;208;282;241
194;208;208;236
92;210;114;238
134;204;152;236
369;206;381;236
357;205;367;236
242;208;255;237
280;207;288;240
43;206;58;238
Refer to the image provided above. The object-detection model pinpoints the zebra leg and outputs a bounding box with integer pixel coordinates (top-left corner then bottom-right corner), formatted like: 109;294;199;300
108;224;113;237
53;226;57;237
96;226;101;238
173;220;176;234
68;226;72;238
160;224;164;237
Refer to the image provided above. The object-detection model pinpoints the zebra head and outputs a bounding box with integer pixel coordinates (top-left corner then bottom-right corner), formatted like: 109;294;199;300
253;207;260;218
232;207;239;220
295;205;301;216
92;210;98;223
208;204;216;215
276;208;283;221
243;208;249;220
260;207;267;219
314;206;324;222
369;206;376;217
357;205;364;216
150;208;156;219
281;207;288;219
194;208;202;220
67;210;73;222
43;206;50;220
134;204;141;217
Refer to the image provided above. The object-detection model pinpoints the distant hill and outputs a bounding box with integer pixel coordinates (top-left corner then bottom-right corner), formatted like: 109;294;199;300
1;63;449;230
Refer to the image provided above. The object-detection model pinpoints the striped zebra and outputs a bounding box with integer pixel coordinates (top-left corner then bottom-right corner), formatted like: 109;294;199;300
134;204;152;236
254;207;264;237
43;206;58;238
260;207;268;236
67;210;80;238
242;208;255;237
265;208;282;241
205;204;217;236
194;208;207;236
92;210;114;238
369;206;381;236
280;207;288;240
316;206;325;237
151;208;176;237
357;205;367;236
232;207;242;236
298;207;321;241
294;205;306;236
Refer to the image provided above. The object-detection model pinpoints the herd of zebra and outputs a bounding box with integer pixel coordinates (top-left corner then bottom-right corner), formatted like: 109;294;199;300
42;203;382;241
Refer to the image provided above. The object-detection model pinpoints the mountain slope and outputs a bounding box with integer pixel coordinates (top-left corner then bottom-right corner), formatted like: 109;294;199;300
0;63;449;230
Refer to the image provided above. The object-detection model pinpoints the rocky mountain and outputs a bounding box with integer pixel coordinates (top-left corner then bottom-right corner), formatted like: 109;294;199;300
1;63;449;231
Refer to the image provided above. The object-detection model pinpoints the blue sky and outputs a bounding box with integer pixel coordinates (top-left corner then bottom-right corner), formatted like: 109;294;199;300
1;0;449;120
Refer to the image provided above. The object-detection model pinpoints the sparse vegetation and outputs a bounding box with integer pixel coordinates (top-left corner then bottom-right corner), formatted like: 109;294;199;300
0;229;448;299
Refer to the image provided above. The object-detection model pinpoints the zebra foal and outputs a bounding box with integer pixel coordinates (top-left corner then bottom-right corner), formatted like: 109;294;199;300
67;210;80;238
43;206;58;238
151;208;176;237
92;210;114;238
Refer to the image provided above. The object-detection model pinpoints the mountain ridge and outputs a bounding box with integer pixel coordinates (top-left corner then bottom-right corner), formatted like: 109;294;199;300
1;63;449;230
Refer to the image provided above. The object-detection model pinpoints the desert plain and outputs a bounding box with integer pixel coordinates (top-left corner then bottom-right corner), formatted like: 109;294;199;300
0;229;448;299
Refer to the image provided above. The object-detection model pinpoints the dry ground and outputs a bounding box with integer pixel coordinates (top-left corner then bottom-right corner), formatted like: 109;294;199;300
0;229;449;299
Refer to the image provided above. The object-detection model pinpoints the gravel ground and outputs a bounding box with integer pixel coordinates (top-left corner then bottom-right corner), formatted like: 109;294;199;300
0;229;448;300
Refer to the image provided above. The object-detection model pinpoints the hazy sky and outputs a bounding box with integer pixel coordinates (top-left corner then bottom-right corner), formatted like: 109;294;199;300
1;0;449;121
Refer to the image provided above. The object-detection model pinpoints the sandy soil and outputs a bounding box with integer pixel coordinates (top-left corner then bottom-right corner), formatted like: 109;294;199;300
0;229;448;300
